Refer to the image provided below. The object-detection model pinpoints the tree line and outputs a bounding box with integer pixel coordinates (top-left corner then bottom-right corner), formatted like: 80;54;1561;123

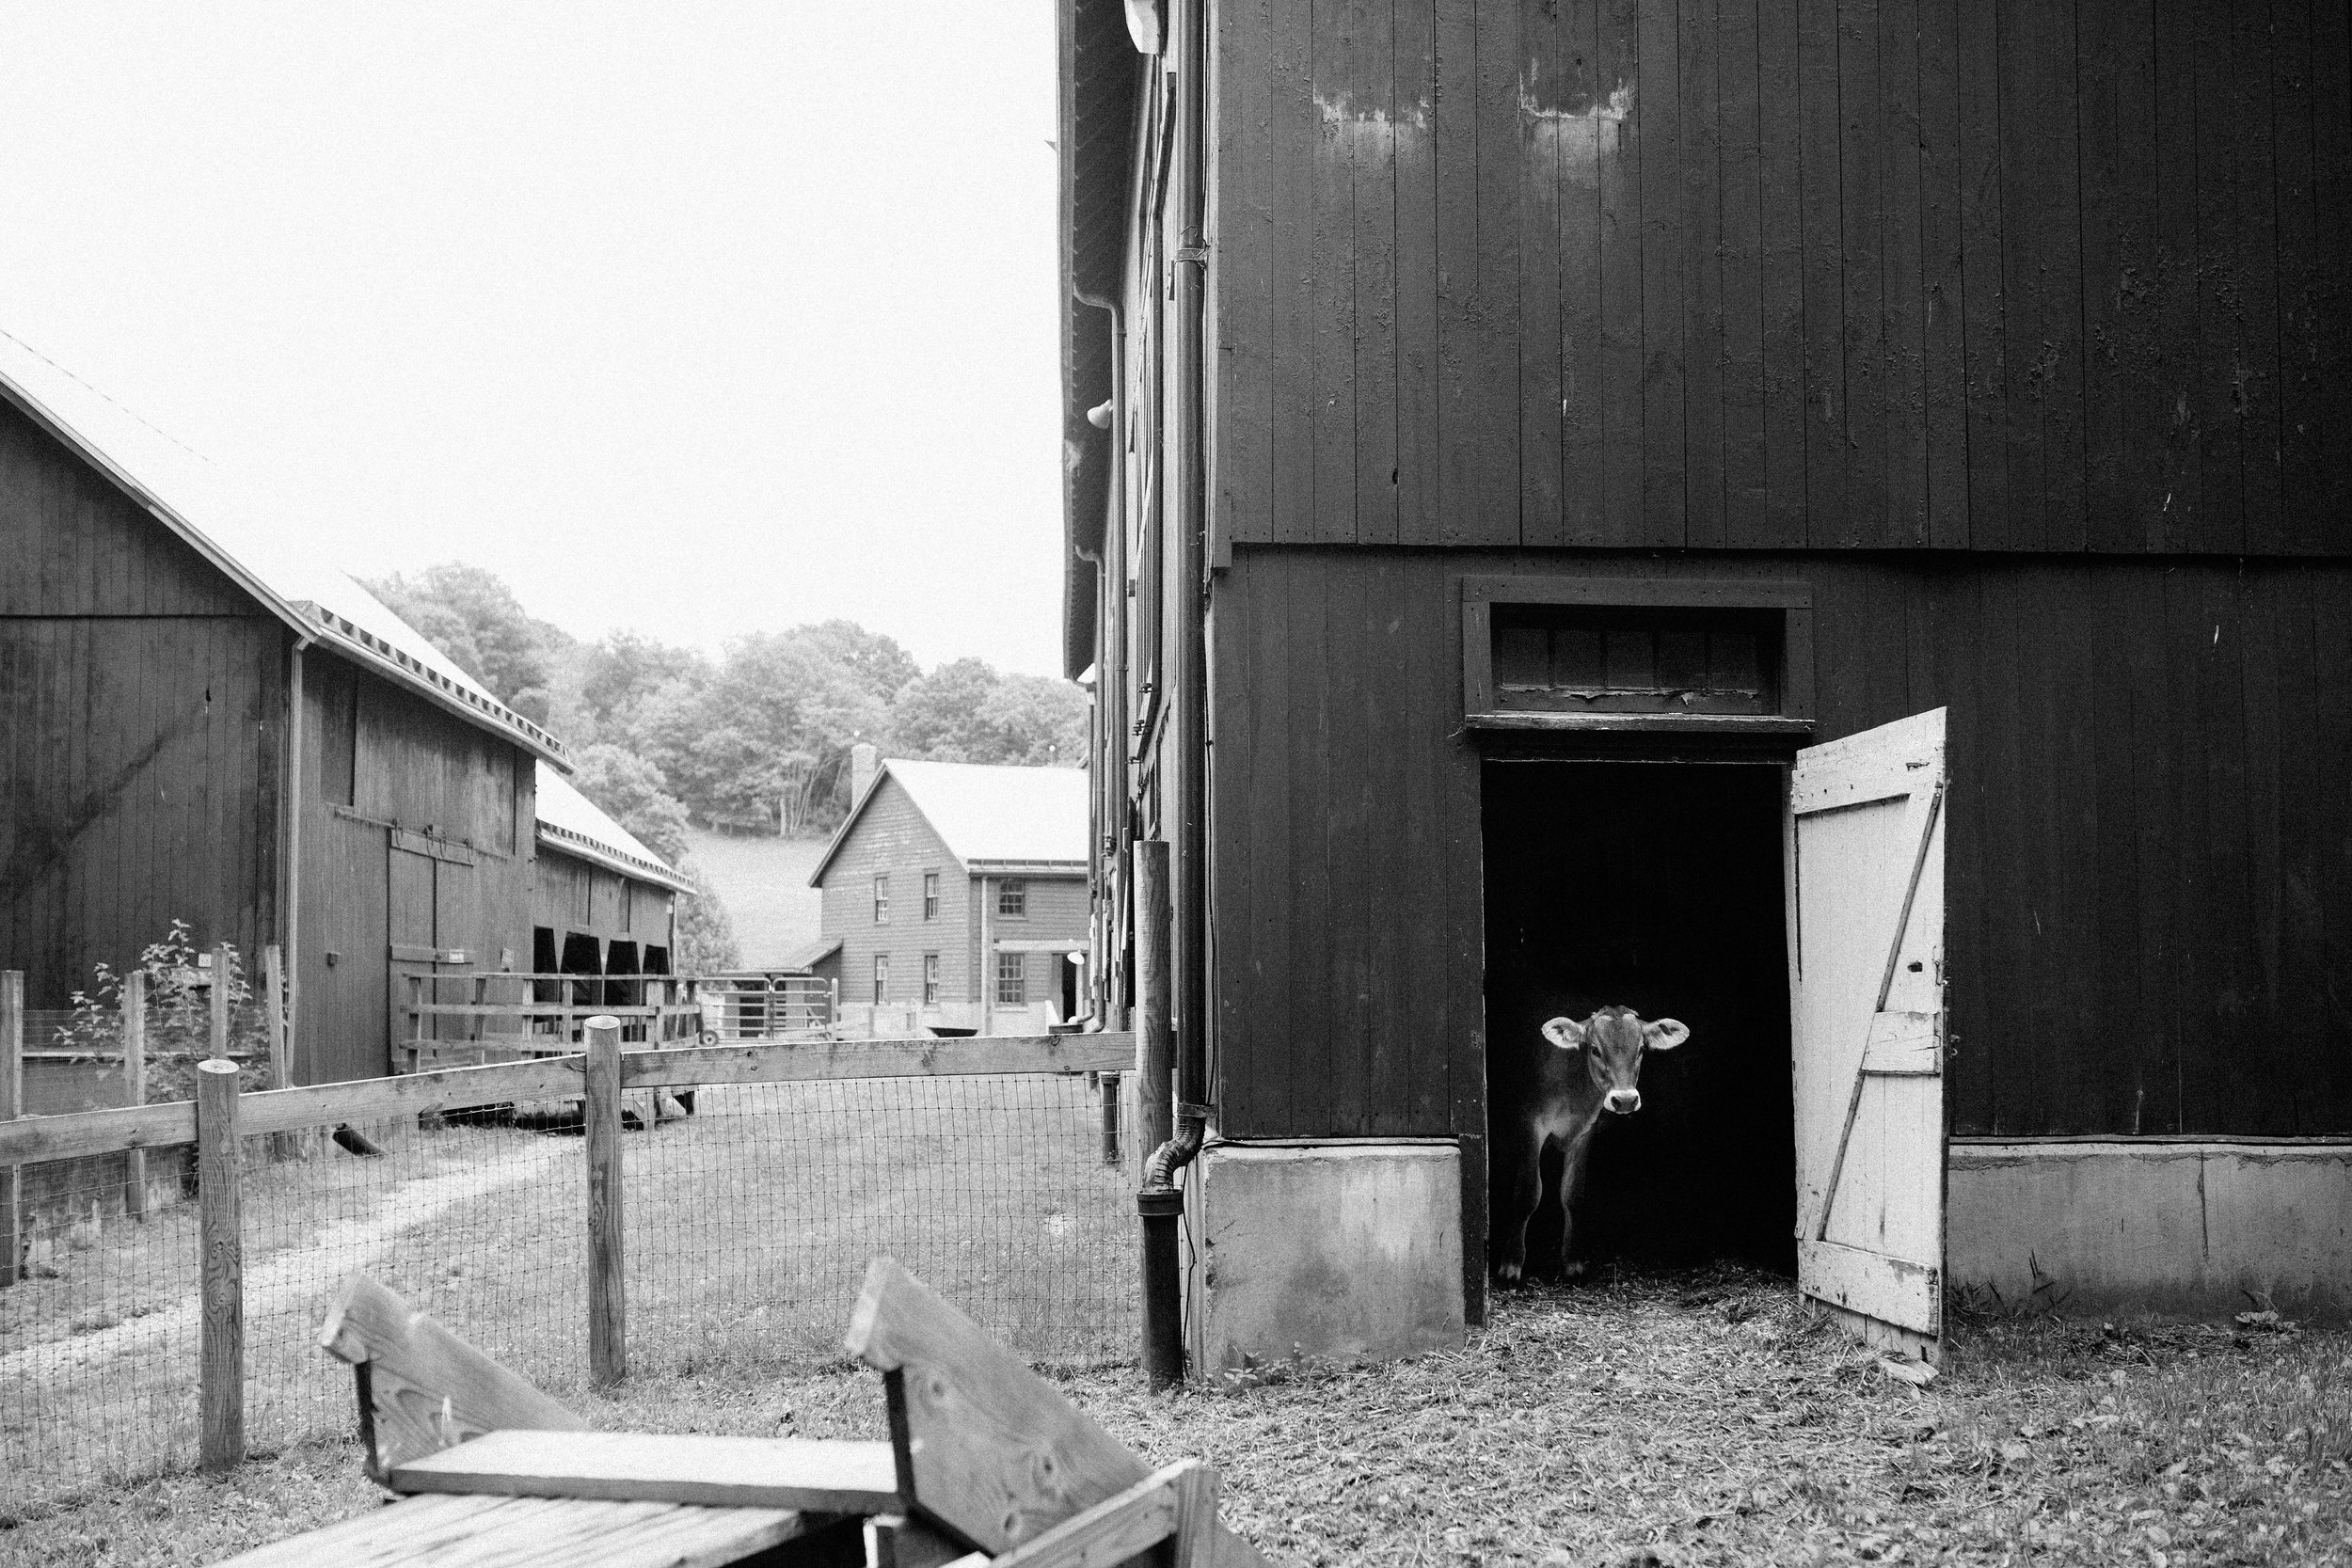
365;562;1089;972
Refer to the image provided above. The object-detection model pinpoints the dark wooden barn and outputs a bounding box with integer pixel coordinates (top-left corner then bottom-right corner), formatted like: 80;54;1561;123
0;334;680;1086
1059;0;2352;1367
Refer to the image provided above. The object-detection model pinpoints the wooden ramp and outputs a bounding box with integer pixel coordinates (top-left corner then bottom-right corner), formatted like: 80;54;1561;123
215;1264;1269;1568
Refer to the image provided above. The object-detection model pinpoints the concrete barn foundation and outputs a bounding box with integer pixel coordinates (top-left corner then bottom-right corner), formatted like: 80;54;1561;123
1182;1140;1465;1372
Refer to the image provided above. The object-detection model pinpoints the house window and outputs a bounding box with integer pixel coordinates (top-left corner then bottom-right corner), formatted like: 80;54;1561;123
923;871;939;921
996;879;1027;918
873;874;890;924
995;951;1026;1006
923;954;940;1006
873;954;890;1004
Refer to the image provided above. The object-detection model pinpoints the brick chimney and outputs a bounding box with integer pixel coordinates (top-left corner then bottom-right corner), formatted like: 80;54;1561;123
850;742;880;802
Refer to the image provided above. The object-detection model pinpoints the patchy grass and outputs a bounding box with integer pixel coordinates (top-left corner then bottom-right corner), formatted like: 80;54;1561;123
0;1075;1134;1515
7;1267;2344;1565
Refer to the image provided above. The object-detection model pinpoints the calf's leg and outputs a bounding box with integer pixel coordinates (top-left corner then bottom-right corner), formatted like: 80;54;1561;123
1555;1124;1598;1281
1491;1122;1545;1284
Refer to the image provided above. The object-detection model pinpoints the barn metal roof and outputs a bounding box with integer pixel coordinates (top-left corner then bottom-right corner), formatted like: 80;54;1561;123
0;327;569;767
533;764;695;894
808;759;1090;886
1057;0;1142;679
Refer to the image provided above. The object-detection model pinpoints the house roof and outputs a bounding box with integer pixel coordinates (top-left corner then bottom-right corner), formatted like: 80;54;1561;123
0;328;568;766
809;759;1091;885
533;764;695;894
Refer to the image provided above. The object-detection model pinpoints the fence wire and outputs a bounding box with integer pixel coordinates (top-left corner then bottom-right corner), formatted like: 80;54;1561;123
0;1067;1134;1518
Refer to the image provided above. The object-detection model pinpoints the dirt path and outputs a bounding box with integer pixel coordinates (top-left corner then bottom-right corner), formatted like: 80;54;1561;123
0;1141;572;1384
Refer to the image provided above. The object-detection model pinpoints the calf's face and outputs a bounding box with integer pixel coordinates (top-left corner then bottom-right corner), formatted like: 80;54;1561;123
1541;1005;1690;1115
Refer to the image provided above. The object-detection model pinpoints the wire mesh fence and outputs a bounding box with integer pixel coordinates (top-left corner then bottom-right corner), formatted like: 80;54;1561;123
0;1059;1136;1518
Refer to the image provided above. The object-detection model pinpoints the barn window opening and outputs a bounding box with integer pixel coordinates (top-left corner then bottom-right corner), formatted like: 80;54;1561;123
606;941;641;1015
996;879;1028;918
995;951;1026;1006
873;874;890;924
532;927;559;1003
873;953;890;1004
1482;759;1794;1278
923;871;940;920
559;931;604;1012
923;953;940;1006
1490;605;1781;715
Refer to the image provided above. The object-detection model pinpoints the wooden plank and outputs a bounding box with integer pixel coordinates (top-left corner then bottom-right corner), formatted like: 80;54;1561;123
846;1259;1268;1567
866;1514;973;1568
1324;560;1372;1130
1470;0;1524;542
122;969;148;1218
1858;1010;1941;1076
390;1430;898;1514
0;1033;1142;1164
1311;0;1360;543
585;1018;625;1386
1215;0;1275;548
1351;0;1400;546
1754;0;1807;546
1875;0;1927;546
1718;0;1767;543
2271;0;2322;552
1556;0;1605;545
2231;0;2285;556
1798;1238;1939;1336
212;1492;823;1568
1636;0;1686;545
2312;0;2352;547
1835;0;1888;546
2146;0;2201;549
1793;0;1845;546
1680;0;1725;547
1430;0;1479;544
1597;0;1644;542
1787;708;1946;814
320;1275;590;1474
1915;0;1967;546
1954;0;2010;547
198;1057;244;1472
1518;0;1566;546
1392;0;1441;544
1267;0;1316;543
986;1463;1191;1568
2185;0;2244;551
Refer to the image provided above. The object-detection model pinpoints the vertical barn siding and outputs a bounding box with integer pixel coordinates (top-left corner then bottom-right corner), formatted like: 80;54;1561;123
1209;0;2352;556
295;655;537;1083
1209;547;2352;1144
0;616;281;1006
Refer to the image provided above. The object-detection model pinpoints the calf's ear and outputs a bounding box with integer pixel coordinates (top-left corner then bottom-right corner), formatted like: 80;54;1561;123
1542;1016;1588;1052
1643;1018;1691;1051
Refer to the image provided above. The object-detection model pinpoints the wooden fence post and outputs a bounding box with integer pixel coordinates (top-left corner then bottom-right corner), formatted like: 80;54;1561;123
262;945;296;1162
1101;1072;1121;1168
197;1056;245;1471
211;942;232;1061
584;1015;626;1386
123;971;148;1219
2;972;21;1289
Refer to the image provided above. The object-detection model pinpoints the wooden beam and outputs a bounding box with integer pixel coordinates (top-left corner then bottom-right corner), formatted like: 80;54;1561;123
388;1430;898;1513
846;1259;1266;1566
0;1034;1141;1165
319;1275;589;1475
983;1463;1191;1568
208;1490;823;1568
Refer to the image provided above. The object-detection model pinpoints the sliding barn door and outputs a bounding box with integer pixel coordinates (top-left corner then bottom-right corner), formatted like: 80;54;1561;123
1788;708;1947;1364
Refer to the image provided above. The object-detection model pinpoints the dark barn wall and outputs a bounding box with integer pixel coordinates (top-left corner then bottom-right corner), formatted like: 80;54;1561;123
296;651;538;1084
1209;0;2352;557
1208;546;2352;1148
534;847;675;958
0;399;284;1007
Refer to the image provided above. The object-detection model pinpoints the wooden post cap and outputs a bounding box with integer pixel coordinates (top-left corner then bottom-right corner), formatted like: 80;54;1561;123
584;1015;621;1033
198;1059;241;1080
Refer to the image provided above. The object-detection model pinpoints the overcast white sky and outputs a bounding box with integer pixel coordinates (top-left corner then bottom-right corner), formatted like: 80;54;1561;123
0;4;1070;676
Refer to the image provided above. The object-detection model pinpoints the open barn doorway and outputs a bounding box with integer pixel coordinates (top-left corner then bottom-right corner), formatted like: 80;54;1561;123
1482;759;1795;1279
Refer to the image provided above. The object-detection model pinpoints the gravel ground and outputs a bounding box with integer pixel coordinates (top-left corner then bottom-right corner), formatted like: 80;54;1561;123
6;1263;2346;1567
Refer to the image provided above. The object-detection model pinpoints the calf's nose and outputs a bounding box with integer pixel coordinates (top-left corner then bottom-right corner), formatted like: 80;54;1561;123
1604;1089;1642;1115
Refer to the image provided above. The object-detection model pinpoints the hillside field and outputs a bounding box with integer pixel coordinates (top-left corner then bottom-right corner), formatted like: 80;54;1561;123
682;828;825;968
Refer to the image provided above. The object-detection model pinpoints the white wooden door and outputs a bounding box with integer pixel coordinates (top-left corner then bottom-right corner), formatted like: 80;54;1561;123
1788;707;1947;1363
